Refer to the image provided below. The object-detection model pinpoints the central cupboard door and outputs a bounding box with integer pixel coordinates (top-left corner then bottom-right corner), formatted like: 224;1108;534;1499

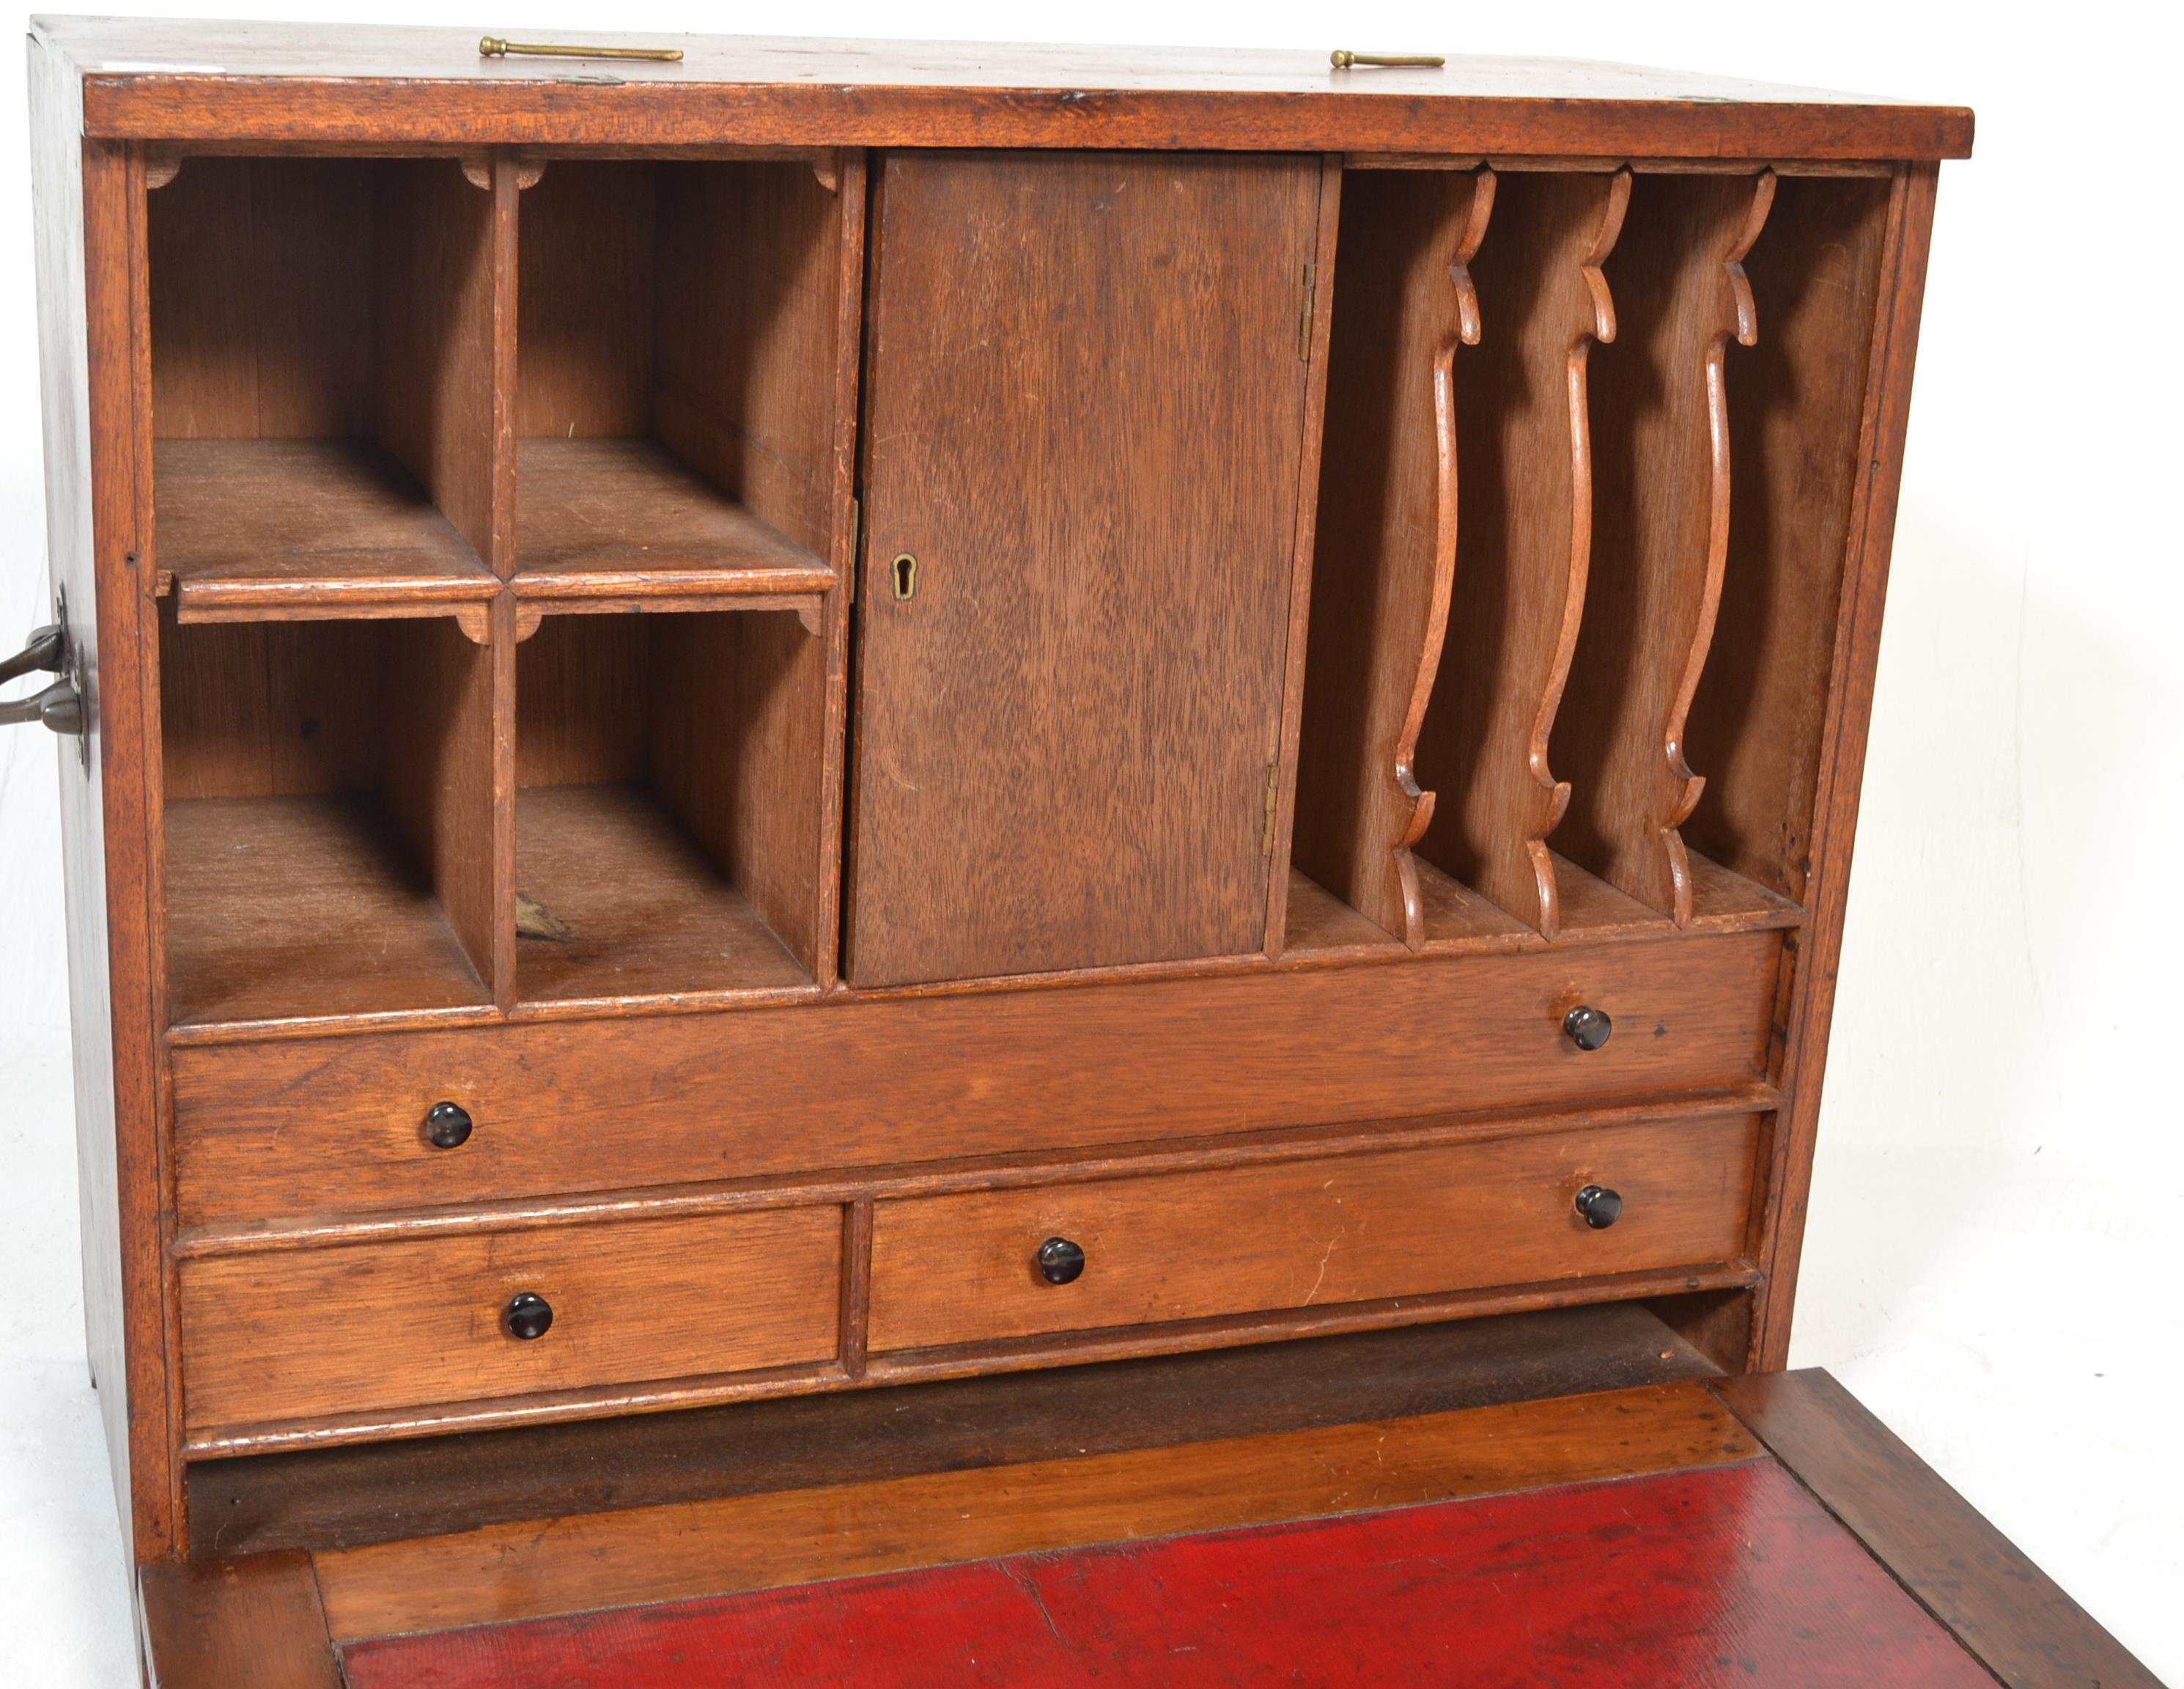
847;150;1329;987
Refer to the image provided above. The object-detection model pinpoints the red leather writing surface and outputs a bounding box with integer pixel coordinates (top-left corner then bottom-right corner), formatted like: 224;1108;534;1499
343;1459;1993;1687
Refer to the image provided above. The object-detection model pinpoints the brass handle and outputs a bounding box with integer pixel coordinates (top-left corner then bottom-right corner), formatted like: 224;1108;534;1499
1330;50;1447;68
479;36;685;62
0;620;83;737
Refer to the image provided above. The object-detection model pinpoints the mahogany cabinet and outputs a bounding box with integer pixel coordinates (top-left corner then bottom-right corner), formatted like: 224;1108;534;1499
18;14;1971;1617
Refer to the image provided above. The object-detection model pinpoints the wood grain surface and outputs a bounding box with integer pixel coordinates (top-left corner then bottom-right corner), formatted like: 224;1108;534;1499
164;794;491;1026
511;440;832;590
1413;170;1627;936
512;784;811;1003
868;1113;1759;1351
848;150;1320;985
139;1551;340;1689
373;156;498;567
30;45;180;1559
310;1380;1757;1639
40;22;1974;158
155;439;492;614
1713;1370;2166;1689
185;1302;1716;1557
1559;171;1774;924
1749;167;1938;1369
1294;166;1492;947
169;930;1779;1221
1683;174;1893;903
180;1206;843;1432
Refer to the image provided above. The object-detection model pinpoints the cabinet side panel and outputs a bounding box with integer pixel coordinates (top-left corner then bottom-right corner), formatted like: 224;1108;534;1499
1751;167;1939;1368
29;38;177;1560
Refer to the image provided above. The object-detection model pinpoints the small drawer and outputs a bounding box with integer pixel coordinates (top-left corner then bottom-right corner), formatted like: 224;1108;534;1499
866;1115;1760;1354
180;1207;843;1435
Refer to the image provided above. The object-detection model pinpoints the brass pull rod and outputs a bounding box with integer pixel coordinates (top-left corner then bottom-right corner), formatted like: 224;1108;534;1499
1330;50;1446;68
479;36;685;62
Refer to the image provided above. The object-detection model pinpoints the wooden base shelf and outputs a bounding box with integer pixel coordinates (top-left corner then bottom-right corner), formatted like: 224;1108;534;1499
512;438;836;606
1287;853;1801;960
154;438;495;624
166;795;490;1027
516;783;814;1004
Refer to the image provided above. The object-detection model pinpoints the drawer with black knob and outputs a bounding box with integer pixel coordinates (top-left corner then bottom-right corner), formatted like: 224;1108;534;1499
865;1113;1761;1355
168;931;1783;1228
177;1207;843;1440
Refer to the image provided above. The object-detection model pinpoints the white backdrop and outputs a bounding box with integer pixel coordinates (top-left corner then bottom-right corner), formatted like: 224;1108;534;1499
2;4;2177;1683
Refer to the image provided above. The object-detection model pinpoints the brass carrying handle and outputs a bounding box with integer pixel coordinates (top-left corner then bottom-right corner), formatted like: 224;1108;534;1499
0;622;82;737
1330;50;1447;68
479;36;685;62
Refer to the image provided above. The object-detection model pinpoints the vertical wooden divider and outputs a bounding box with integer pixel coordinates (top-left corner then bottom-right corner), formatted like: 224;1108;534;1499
816;150;868;987
370;155;512;999
1412;170;1628;939
1293;166;1494;947
487;153;525;1006
1557;172;1774;924
1263;155;1346;957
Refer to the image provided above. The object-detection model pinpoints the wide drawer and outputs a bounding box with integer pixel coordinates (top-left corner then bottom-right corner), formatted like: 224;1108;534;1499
171;932;1781;1225
866;1114;1761;1353
179;1207;844;1436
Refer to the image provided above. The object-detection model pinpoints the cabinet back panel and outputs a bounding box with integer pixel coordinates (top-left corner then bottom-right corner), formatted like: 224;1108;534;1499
849;150;1321;986
515;161;657;439
160;611;387;800
515;616;649;789
149;156;377;439
1684;176;1892;900
652;161;843;558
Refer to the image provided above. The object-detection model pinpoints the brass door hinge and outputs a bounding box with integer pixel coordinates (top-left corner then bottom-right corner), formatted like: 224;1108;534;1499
1261;762;1281;855
1296;262;1318;362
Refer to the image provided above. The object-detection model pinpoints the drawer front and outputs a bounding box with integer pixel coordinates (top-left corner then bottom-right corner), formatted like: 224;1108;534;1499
867;1115;1760;1353
172;932;1780;1224
180;1207;843;1434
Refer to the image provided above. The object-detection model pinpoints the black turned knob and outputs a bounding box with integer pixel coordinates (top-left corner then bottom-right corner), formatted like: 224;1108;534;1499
1563;1005;1613;1050
1574;1185;1624;1229
1037;1237;1086;1285
503;1292;553;1339
424;1101;473;1149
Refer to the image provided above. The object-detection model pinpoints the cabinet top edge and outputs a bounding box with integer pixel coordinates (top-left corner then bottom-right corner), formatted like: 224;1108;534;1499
30;18;1974;159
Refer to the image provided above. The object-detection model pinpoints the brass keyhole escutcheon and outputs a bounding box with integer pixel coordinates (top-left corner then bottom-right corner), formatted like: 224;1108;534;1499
891;553;919;602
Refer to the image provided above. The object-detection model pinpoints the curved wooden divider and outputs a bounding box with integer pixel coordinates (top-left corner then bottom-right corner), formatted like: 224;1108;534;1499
1292;165;1495;948
1557;171;1774;925
1411;169;1628;940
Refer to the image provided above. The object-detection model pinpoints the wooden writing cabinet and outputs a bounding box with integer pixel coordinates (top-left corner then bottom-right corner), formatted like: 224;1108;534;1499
21;15;1976;1641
